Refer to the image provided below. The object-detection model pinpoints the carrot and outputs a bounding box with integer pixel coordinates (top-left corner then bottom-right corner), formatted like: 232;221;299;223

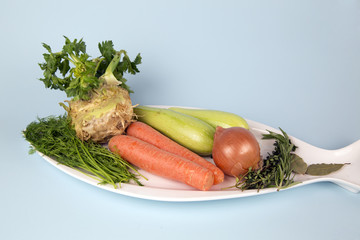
108;135;214;191
126;121;224;184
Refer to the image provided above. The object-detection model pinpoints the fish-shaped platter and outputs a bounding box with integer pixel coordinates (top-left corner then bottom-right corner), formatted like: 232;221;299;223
33;106;360;202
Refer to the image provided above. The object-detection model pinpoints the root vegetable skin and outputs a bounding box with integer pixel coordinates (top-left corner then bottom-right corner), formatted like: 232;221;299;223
212;126;261;176
108;135;214;191
68;86;133;143
126;121;224;185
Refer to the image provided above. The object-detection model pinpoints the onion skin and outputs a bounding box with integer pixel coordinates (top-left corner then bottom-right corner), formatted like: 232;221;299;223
212;126;261;176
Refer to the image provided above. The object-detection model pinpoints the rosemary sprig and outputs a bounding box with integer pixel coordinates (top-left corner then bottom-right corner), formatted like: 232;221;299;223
23;115;144;188
235;128;298;191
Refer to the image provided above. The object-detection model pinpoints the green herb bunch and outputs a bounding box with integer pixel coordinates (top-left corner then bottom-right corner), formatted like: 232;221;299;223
23;115;144;188
235;128;298;191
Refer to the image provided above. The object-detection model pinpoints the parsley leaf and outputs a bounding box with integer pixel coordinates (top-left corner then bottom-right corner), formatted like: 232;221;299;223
98;40;116;61
38;36;141;100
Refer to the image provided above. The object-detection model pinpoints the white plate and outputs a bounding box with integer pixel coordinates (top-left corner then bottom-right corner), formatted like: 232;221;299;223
34;106;360;202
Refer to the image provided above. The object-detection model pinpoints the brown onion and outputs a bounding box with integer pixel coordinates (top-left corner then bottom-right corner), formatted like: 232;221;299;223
212;126;261;176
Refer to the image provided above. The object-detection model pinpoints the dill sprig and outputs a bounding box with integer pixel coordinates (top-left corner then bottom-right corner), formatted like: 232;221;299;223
235;128;298;191
23;115;144;188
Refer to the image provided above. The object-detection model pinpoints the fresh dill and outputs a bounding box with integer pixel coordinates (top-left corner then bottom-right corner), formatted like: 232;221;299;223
23;115;144;188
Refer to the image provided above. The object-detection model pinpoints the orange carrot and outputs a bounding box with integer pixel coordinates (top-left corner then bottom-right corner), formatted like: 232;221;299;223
108;135;214;191
126;121;224;184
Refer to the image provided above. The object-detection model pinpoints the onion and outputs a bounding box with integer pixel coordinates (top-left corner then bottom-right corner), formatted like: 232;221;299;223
212;126;261;176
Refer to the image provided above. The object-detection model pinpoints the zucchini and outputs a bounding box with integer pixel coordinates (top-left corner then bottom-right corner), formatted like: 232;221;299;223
133;106;215;155
169;107;249;129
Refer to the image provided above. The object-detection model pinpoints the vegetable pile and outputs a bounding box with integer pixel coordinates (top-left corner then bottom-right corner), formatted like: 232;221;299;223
24;37;348;192
132;106;298;190
127;105;293;190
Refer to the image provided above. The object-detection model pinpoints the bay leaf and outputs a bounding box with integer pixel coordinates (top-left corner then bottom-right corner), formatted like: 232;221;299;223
305;163;349;176
291;154;308;174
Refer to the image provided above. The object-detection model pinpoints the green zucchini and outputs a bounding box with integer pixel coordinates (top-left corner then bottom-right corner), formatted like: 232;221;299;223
133;106;215;155
169;107;249;129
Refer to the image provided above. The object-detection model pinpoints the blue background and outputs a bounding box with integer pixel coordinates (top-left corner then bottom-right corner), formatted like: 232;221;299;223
1;0;359;239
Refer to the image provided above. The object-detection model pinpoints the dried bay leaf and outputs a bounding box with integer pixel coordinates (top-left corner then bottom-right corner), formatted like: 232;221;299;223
305;163;349;176
291;154;308;174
